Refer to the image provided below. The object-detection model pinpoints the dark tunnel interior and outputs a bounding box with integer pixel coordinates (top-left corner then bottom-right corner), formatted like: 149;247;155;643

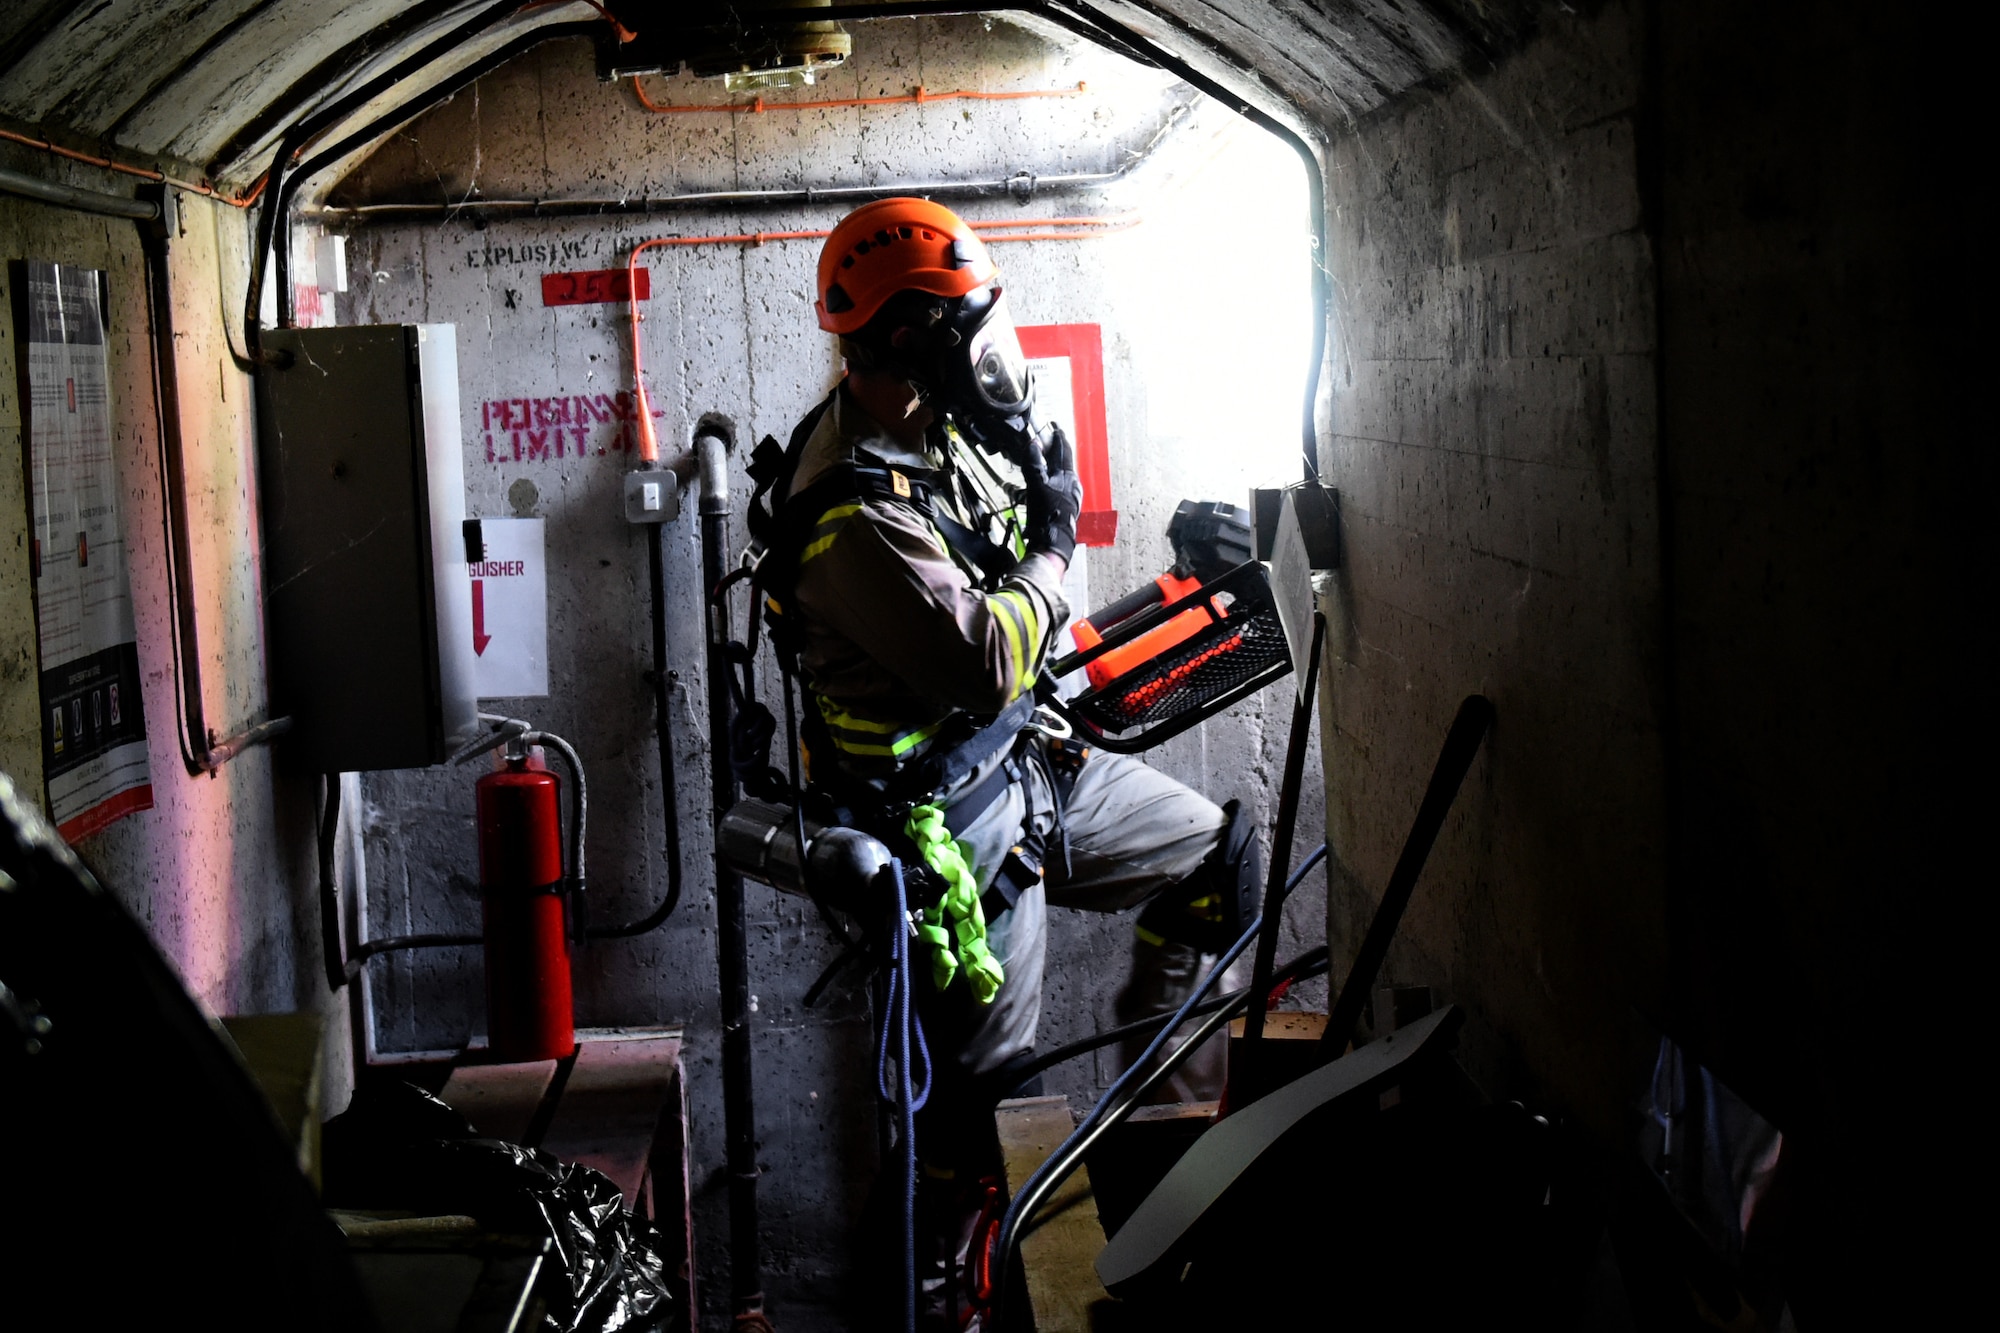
0;2;1972;1329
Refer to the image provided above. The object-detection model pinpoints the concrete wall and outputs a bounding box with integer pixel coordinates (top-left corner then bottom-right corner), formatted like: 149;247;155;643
1321;0;1662;1134
0;154;350;1106
323;18;1320;1327
1650;0;1968;1301
1316;0;1961;1308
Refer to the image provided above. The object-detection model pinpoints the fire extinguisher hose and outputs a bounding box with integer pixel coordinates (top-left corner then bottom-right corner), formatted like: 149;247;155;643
522;727;587;936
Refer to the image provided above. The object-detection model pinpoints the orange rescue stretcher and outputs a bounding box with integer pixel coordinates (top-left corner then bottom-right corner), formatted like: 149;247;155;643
1041;559;1292;753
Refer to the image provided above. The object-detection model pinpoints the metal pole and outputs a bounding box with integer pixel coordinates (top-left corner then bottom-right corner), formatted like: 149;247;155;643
1233;612;1325;1103
0;164;157;218
698;430;766;1323
1321;695;1495;1053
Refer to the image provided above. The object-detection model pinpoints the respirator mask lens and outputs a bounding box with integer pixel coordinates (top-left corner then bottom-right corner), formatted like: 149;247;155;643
965;293;1031;415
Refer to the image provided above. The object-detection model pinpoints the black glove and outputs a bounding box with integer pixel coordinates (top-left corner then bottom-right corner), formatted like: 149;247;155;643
1022;423;1083;565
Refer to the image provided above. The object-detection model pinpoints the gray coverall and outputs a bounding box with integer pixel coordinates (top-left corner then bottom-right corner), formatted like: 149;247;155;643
784;385;1225;1160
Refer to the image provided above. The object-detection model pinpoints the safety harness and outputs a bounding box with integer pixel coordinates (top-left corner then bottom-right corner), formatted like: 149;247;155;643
731;388;1053;1000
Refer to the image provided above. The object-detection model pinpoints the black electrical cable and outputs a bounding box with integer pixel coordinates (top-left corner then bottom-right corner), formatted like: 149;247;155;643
244;0;535;358
1047;0;1329;480
990;910;1265;1311
318;774;479;993
271;20;600;332
1004;961;1251;1253
1235;613;1325;1099
1005;945;1331;1095
987;840;1331;1319
587;521;685;938
1003;843;1328;1091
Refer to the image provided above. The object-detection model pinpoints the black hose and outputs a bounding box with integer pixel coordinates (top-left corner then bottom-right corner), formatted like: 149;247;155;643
525;729;588;941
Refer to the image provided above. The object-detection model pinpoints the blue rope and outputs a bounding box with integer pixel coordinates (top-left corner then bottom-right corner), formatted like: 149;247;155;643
875;871;933;1111
875;858;928;1333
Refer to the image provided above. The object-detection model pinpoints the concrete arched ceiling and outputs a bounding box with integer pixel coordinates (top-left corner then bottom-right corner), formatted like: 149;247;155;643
0;1;1543;189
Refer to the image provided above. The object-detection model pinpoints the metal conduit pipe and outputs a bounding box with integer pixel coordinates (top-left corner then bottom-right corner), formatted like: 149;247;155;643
696;425;768;1323
0;164;158;219
312;172;1129;224
306;102;1189;226
137;185;290;775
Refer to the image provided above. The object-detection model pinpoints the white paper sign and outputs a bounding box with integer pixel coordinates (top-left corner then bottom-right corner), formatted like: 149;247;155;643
1029;356;1077;449
15;260;153;838
466;517;548;698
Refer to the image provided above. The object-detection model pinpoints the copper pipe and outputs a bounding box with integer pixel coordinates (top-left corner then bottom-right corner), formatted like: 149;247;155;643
0;126;262;207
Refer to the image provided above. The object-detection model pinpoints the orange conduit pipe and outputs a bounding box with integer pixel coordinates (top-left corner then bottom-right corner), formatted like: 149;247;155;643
632;80;1087;115
0;126;265;208
622;212;1139;463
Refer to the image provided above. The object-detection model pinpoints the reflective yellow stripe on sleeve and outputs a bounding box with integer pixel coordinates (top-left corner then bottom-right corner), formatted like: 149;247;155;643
798;503;863;566
986;588;1044;699
986;591;1029;700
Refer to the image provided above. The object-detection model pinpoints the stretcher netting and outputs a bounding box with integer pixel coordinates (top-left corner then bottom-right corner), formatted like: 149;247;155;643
1075;596;1289;733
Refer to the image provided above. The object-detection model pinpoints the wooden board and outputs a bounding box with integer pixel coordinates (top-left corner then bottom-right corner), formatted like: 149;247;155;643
996;1095;1120;1332
438;1061;558;1144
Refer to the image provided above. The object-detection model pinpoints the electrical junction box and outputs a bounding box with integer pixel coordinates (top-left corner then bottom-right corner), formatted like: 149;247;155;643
257;324;478;772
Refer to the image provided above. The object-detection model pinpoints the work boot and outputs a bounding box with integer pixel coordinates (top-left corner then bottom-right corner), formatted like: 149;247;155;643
1113;933;1239;1104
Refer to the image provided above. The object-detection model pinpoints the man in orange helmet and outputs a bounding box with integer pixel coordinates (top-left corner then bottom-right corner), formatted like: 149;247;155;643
747;198;1259;1324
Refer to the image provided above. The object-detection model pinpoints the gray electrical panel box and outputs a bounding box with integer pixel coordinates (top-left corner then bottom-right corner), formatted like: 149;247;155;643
257;324;477;772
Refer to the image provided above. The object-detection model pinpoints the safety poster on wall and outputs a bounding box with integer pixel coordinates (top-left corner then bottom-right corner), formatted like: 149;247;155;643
10;260;153;840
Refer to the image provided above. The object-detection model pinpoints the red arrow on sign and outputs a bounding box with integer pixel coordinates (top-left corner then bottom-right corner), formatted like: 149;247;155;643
472;579;492;656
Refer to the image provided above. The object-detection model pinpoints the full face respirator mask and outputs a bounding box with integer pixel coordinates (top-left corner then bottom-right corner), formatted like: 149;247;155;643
869;286;1042;460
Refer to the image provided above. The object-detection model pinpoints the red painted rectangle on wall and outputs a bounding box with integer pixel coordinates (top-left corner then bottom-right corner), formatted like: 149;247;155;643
542;267;651;307
1018;322;1117;547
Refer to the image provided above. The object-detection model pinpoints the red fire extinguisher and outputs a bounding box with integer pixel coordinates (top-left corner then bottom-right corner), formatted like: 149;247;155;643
476;754;575;1062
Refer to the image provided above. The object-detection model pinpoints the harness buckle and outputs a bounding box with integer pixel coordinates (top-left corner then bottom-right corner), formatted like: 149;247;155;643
1026;704;1072;741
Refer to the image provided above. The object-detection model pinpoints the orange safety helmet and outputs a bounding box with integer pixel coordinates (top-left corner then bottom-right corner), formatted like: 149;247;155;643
815;197;998;336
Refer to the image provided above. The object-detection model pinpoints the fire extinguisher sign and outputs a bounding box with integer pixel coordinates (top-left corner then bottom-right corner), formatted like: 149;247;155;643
466;517;549;699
